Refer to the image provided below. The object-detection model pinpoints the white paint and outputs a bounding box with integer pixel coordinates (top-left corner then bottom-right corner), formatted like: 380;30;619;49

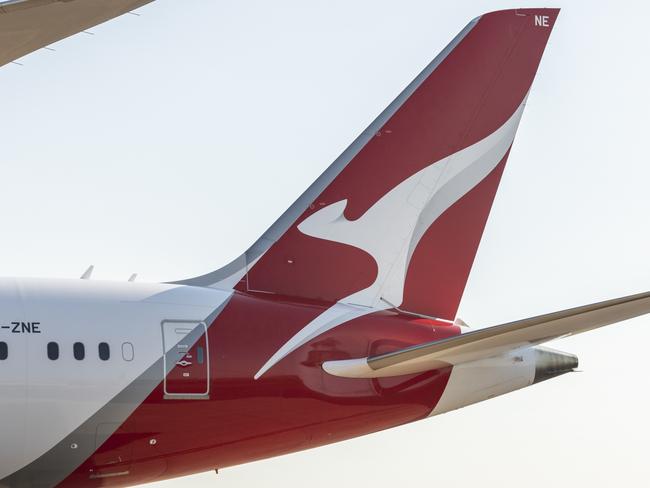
162;321;210;397
254;302;379;379
298;99;526;309
5;1;649;486
429;348;536;416
322;356;376;378
255;100;527;379
534;15;550;27
0;278;230;480
122;342;135;361
324;291;650;378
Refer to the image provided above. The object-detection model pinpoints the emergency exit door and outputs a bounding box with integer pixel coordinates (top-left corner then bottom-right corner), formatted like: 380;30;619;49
162;321;210;399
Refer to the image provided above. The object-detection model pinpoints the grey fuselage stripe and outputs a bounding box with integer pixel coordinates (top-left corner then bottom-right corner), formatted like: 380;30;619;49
172;15;481;288
0;297;232;488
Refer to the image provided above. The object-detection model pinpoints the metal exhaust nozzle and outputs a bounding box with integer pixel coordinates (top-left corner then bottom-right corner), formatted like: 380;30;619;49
533;346;579;384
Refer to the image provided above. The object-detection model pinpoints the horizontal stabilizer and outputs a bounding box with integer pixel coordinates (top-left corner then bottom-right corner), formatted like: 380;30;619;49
0;0;154;68
323;291;650;378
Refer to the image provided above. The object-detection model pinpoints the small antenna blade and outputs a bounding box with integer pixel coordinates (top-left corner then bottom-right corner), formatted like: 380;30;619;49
80;265;94;280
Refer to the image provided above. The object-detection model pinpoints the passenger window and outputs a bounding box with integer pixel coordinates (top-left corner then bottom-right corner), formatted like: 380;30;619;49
98;342;110;361
73;342;85;360
47;342;59;360
121;342;134;362
0;342;7;360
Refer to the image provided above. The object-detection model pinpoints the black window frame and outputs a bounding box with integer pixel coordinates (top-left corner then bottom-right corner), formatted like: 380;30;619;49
98;342;110;361
73;342;85;361
47;342;59;360
0;341;7;360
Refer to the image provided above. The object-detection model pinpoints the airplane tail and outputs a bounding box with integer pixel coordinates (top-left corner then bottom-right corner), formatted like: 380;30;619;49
177;8;560;321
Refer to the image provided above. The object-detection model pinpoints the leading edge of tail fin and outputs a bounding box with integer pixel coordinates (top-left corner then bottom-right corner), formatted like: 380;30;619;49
176;8;560;320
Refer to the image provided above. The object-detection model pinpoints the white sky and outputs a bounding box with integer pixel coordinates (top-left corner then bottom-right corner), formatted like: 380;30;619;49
3;0;650;486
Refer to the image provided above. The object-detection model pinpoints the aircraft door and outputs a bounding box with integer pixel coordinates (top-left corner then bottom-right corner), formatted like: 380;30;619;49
162;321;210;399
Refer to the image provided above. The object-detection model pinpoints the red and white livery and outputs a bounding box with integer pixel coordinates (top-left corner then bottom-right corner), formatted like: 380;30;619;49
1;3;647;488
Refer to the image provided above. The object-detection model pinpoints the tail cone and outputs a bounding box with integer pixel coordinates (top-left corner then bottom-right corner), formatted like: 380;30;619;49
533;346;579;384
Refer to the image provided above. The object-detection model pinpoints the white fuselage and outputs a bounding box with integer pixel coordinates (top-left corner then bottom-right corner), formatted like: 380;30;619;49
0;278;230;481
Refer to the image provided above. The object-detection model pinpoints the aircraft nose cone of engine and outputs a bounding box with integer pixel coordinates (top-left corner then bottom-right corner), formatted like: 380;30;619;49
533;346;579;384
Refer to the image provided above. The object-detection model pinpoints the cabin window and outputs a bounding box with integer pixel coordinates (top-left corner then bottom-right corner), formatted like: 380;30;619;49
73;342;85;361
98;342;110;361
0;342;7;360
122;342;134;361
47;342;59;360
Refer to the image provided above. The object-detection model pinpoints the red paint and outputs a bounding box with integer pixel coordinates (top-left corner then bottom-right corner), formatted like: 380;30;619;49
243;229;378;302
163;323;209;396
241;9;559;315
402;155;509;319
55;8;559;487
59;292;459;487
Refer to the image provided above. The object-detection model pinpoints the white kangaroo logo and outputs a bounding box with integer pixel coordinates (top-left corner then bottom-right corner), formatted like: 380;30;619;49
255;98;527;379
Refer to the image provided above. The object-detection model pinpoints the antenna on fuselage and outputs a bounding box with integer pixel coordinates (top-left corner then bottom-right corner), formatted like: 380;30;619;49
80;265;94;280
128;273;138;282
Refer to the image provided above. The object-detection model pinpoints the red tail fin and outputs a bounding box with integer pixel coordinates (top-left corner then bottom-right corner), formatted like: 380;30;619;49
178;8;559;321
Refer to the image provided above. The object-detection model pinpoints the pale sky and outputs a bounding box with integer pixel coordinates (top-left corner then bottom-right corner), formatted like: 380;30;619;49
3;0;650;487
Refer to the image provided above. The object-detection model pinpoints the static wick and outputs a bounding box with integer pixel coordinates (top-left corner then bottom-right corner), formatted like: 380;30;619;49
44;47;56;52
82;31;95;36
11;61;23;66
128;11;141;16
